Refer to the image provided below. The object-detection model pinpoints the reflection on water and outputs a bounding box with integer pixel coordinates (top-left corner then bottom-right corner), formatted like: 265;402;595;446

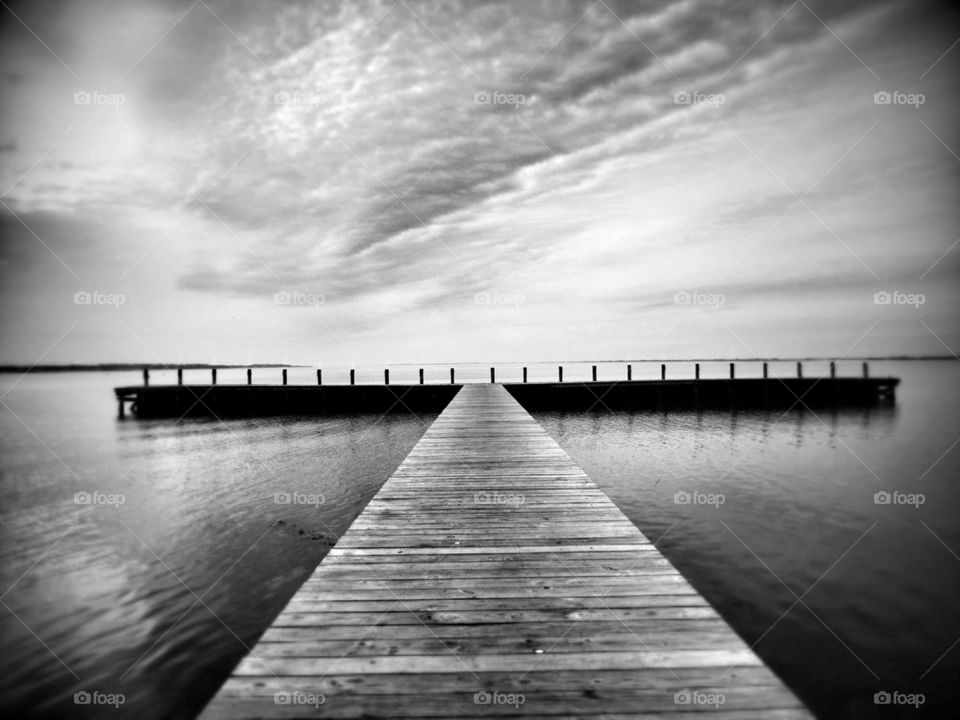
535;362;959;719
0;372;435;719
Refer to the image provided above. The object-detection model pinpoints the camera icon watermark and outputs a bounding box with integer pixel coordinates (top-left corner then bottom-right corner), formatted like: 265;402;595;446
873;290;924;308
74;290;126;308
74;491;125;508
273;690;325;707
474;90;526;108
473;690;525;708
274;290;325;307
674;90;725;107
274;491;325;507
74;690;125;707
873;90;924;108
74;90;126;107
674;290;725;307
873;490;925;508
274;91;323;107
474;290;525;307
873;690;924;707
674;490;725;508
474;491;525;507
673;689;726;707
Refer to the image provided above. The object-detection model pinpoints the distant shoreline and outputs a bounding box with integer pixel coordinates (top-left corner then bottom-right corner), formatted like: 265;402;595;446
0;357;954;374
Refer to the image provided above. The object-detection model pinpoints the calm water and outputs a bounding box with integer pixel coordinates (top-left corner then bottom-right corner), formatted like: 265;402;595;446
534;360;960;720
1;361;957;719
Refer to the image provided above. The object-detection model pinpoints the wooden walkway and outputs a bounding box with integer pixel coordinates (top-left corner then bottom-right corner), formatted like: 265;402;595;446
200;384;811;718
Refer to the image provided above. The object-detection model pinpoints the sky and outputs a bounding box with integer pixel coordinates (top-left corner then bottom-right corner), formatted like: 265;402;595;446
1;0;958;366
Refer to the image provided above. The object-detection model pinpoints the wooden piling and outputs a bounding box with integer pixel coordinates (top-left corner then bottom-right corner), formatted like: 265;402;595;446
350;369;355;386
247;368;252;385
558;365;563;383
627;364;632;381
729;362;735;380
177;368;182;385
490;367;495;383
797;362;803;379
212;368;217;385
450;368;455;384
763;362;768;379
385;369;390;385
863;361;869;378
419;368;424;385
282;369;288;386
830;361;836;379
592;365;597;382
661;364;666;381
522;367;527;383
695;362;700;380
317;369;322;385
143;368;149;386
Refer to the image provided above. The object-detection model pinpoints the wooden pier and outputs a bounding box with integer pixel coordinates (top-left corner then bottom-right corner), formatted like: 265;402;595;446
199;384;811;718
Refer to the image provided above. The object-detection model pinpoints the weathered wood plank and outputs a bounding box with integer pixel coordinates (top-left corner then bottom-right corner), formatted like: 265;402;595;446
199;384;810;718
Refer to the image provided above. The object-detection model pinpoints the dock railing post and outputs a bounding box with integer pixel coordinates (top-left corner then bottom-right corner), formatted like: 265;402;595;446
763;362;768;379
350;369;355;386
695;363;700;380
385;369;389;385
283;369;288;386
490;367;495;383
450;368;454;384
558;366;563;383
419;368;424;385
247;368;252;385
212;368;217;385
730;362;735;379
797;361;803;379
143;368;149;386
592;365;597;382
627;364;632;381
523;367;527;383
863;361;869;378
830;361;836;379
661;364;666;381
177;367;182;385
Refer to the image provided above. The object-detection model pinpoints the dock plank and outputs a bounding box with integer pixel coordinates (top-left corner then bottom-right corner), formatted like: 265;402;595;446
199;384;811;718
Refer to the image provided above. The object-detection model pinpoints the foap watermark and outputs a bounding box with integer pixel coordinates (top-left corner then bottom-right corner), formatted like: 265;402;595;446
274;290;325;307
74;91;125;107
273;690;325;708
74;690;125;708
874;690;925;708
274;492;325;507
74;290;125;308
474;690;525;708
274;91;323;107
474;491;525;507
474;90;526;108
674;490;725;508
74;491;125;508
874;290;924;308
674;290;725;308
873;90;925;108
874;490;925;508
674;90;725;107
474;290;525;307
674;689;726;708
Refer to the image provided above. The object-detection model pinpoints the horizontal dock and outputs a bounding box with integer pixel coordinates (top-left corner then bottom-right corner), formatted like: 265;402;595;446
199;384;812;718
115;372;898;418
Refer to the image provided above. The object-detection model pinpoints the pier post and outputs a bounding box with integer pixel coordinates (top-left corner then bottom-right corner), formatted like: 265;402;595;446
627;364;632;381
730;362;735;379
143;368;150;386
212;368;217;385
419;368;424;385
763;362;768;379
763;362;769;408
450;368;455;384
695;363;700;380
247;368;252;385
523;367;527;383
863;362;869;378
797;362;803;379
177;368;182;385
283;369;288;386
558;366;563;383
118;399;125;418
317;369;322;385
385;369;389;385
661;364;666;381
830;361;836;379
350;369;355;386
490;367;495;383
